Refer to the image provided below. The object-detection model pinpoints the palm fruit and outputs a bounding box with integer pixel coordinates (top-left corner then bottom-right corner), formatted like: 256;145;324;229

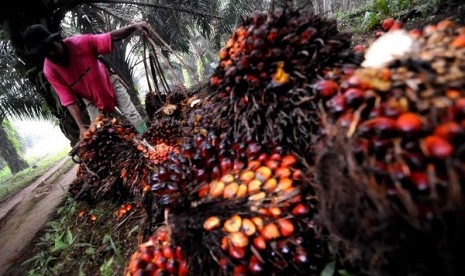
145;130;327;275
126;226;188;276
70;115;143;201
315;20;465;275
204;7;358;158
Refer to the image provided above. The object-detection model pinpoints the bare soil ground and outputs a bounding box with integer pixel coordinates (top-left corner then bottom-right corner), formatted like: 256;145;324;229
0;159;78;275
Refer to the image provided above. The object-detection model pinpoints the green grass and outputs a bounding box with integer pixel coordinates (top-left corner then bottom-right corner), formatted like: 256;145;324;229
0;148;75;202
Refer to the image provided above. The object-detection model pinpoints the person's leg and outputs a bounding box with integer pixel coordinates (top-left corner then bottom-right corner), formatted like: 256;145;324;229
83;98;100;122
110;74;147;133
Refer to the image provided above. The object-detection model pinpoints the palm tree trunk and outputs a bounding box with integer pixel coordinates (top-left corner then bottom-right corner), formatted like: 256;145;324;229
0;122;28;174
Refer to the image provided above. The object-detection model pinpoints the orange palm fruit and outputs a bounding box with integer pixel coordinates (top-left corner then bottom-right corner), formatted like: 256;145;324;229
224;215;242;233
263;178;278;192
204;216;221;231
275;167;291;179
253;236;267;250
229;232;249;247
237;184;248;197
278;219;295;237
255;166;272;182
277;178;293;191
224;182;239;198
241;218;257;236
221;174;235;184
251;217;264;230
261;223;281;240
240;170;255;184
249;191;266;201
209;181;225;198
248;179;262;194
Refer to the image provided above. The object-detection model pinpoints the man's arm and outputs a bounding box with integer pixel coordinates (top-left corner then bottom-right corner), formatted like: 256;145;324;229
67;104;88;137
109;22;153;41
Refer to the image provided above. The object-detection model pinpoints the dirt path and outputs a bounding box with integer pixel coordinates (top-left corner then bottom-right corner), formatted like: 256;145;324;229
0;159;78;275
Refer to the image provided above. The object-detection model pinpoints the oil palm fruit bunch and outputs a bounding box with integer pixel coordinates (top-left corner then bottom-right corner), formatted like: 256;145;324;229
143;116;183;146
315;20;465;275
70;115;141;201
206;7;358;157
141;130;328;275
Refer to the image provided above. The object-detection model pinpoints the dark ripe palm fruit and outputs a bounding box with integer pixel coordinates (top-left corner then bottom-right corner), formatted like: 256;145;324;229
204;6;357;158
316;19;465;276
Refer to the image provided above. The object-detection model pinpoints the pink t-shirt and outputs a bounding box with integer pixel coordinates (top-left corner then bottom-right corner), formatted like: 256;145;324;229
43;33;116;112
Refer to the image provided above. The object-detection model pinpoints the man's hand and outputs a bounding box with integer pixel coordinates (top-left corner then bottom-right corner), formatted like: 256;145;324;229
111;21;155;41
133;21;154;37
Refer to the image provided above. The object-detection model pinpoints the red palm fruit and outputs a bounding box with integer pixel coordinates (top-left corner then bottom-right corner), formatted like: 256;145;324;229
358;117;396;137
381;18;395;31
265;159;279;170
247;160;261;170
292;169;302;180
233;160;245;172
224;215;242;233
163;246;174;259
255;166;272;182
219;48;228;59
275;167;291;179
198;184;209;198
221;236;229;251
278;219;295;237
210;76;221;86
344;88;365;107
337;111;355;128
294;247;309;264
261;223;281;240
230;231;249;247
267;28;279;42
240;171;255;184
253;236;267;250
329;94;347;113
315;80;338;98
425;135;453;159
292;203;309;216
175;246;183;260
229;245;247;260
410;172;429;191
395;112;423;133
354;44;365;53
389;20;404;31
204;216;221;231
178;260;189;276
257;153;268;163
220;158;233;174
139;250;154;263
455;97;465;114
281;155;297;167
165;259;179;274
263;178;278;192
248;255;264;274
434;122;463;140
242;218;257;236
233;264;247;276
154;255;166;268
451;34;465;48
